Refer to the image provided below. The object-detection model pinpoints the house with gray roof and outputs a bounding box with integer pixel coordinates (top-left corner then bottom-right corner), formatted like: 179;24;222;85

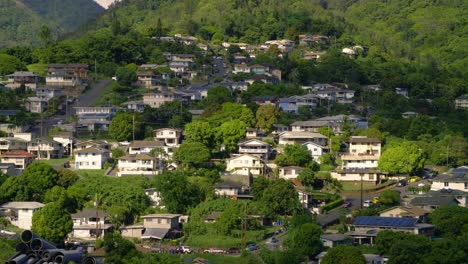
0;201;44;230
70;209;112;240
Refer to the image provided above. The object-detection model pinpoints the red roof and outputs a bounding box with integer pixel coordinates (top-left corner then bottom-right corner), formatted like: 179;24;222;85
0;150;35;158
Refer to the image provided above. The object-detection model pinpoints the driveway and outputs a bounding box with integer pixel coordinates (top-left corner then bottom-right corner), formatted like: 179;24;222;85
75;80;113;108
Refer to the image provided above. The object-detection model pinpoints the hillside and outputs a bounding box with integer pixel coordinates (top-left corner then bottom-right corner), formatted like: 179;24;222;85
0;0;104;47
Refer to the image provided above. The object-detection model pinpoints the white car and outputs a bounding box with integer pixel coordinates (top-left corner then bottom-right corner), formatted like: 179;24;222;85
180;246;192;253
363;200;373;208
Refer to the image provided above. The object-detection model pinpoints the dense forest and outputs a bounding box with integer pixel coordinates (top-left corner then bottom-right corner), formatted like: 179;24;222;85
0;0;104;47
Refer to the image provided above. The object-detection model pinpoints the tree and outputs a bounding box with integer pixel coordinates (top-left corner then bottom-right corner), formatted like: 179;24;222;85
153;172;204;213
184;121;215;149
0;54;26;75
172;142;211;169
111;149;125;159
31;202;73;244
205;102;255;127
429;205;468;238
56;169;79;188
379;141;425;174
297;168;317;186
39;25;53;46
260;179;301;216
102;232;139;263
379;190;400;206
256;104;280;133
200;86;233;107
109;112;141;141
216;119;247;153
321;246;366;264
284;223;322;259
115;64;137;86
21;162;59;201
275;144;313;167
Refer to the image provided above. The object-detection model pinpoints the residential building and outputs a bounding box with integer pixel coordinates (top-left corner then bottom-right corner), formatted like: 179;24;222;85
320;234;351;248
296;188;314;209
290;120;334;133
302;142;329;163
0;163;17;176
251;96;279;106
341;136;381;169
117;154;159;176
278;131;328;146
36;87;62;100
410;193;460;211
379;206;430;223
74;147;110;169
128;140;166;155
143;91;183;108
153;128;182;147
121;214;181;240
298;34;329;45
75;140;111;152
245;128;266;139
345;216;434;245
226;154;266;176
0;137;28;154
52;131;74;155
46;71;82;86
455;95;468;109
136;71;159;88
171;54;196;63
402;111;418;119
25;97;48;113
395;87;409;97
70;209;112;240
330;168;383;185
122;100;146;113
0;150;35;170
214;180;243;197
5;71;39;90
27;137;63;160
0;201;45;230
245;74;278;85
48;64;89;79
315;115;368;134
279;166;304;180
238;139;271;160
431;166;468;192
75;106;120;131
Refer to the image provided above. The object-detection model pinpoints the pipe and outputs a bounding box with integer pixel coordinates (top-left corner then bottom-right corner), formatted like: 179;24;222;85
30;239;56;251
83;257;96;264
20;230;37;244
41;250;64;262
8;254;28;264
15;243;30;253
54;250;82;264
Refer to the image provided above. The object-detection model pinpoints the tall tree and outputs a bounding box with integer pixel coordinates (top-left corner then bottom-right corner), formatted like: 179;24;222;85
321;246;366;264
109;112;141;141
31;202;73;244
173;142;211;169
379;141;426;174
216;119;247;153
256;104;280;133
284;223;323;260
184;121;215;149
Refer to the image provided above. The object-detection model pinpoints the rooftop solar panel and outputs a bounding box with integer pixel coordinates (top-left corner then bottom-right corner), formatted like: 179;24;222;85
354;216;418;228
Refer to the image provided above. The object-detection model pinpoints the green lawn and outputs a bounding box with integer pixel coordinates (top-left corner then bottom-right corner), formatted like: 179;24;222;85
75;169;106;177
35;157;71;167
342;183;377;191
27;64;48;76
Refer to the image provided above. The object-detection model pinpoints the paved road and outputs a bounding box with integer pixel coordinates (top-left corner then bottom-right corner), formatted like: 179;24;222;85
75;79;113;108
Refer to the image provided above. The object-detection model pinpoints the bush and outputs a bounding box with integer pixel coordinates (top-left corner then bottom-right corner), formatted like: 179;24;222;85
321;198;343;212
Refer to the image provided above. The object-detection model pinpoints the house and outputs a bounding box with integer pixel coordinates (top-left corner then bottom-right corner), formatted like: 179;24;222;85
431;166;468;192
0;110;20;122
455;95;468;109
153;128;182;147
0;201;45;230
340;137;381;170
128;140;166;155
272;124;288;134
214;180;243;197
168;61;190;74
117;154;159;176
75;106;120;131
279;166;304;180
74;147;110;169
379;206;430;222
0;137;28;154
317;252;385;264
5;71;39;90
315;115;368;133
0;150;35;170
320;234;352;248
402;111;418;119
46;71;82;87
345;216;434;245
48;64;89;79
0;163;17;176
362;84;381;92
278;131;328;146
36;87;62;100
27;137;63;160
232;64;250;74
245;74;278;85
204;211;222;223
143;91;183;108
296;188;314;209
52;131;74;155
290;120;333;133
251;96;279;106
278;97;299;113
226;154;266;176
409;195;459;211
395;87;409;98
122;100;146;113
238;139;271;160
245;128;266;139
25;97;48;113
331;168;383;185
70;209;112;240
121;214;181;240
302;142;328;163
136;71;159;88
298;34;329;45
170;54;196;63
75;140;111;151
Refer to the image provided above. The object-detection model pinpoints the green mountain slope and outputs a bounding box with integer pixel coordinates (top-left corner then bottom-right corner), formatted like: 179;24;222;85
0;0;104;47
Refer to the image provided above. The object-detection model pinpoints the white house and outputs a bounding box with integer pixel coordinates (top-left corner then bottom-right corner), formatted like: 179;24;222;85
70;209;112;240
302;142;329;163
279;166;304;180
0;202;45;230
341;137;381;169
0;150;35;170
117;154;159;176
74;147;110;169
0;137;28;154
238;139;271;160
0;163;17;176
431;166;468;192
226;154;266;176
278;131;328;146
121;214;181;240
214;180;243;197
143;91;183;108
27;137;63;160
52;131;74;156
46;71;81;87
331;168;383;185
36;87;62;100
128;140;166;155
25;97;48;113
75;106;120;131
153;128;182;147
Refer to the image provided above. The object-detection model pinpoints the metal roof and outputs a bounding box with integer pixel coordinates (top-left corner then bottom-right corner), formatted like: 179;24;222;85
353;216;418;228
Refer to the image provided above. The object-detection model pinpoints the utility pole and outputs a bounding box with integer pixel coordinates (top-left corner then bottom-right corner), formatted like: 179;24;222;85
446;144;450;168
95;58;97;81
132;114;135;141
242;203;247;250
360;174;363;209
40;112;44;137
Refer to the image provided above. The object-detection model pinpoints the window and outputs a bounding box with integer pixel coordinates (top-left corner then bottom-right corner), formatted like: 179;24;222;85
157;218;161;224
444;182;449;187
465;182;468;189
369;174;374;180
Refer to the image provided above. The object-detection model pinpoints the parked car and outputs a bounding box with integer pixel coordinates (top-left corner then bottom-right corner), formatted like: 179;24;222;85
363;200;373;208
226;247;240;254
372;197;380;204
176;246;192;254
409;176;421;183
342;201;353;208
203;248;225;254
397;179;407;187
270;237;279;243
246;244;259;251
